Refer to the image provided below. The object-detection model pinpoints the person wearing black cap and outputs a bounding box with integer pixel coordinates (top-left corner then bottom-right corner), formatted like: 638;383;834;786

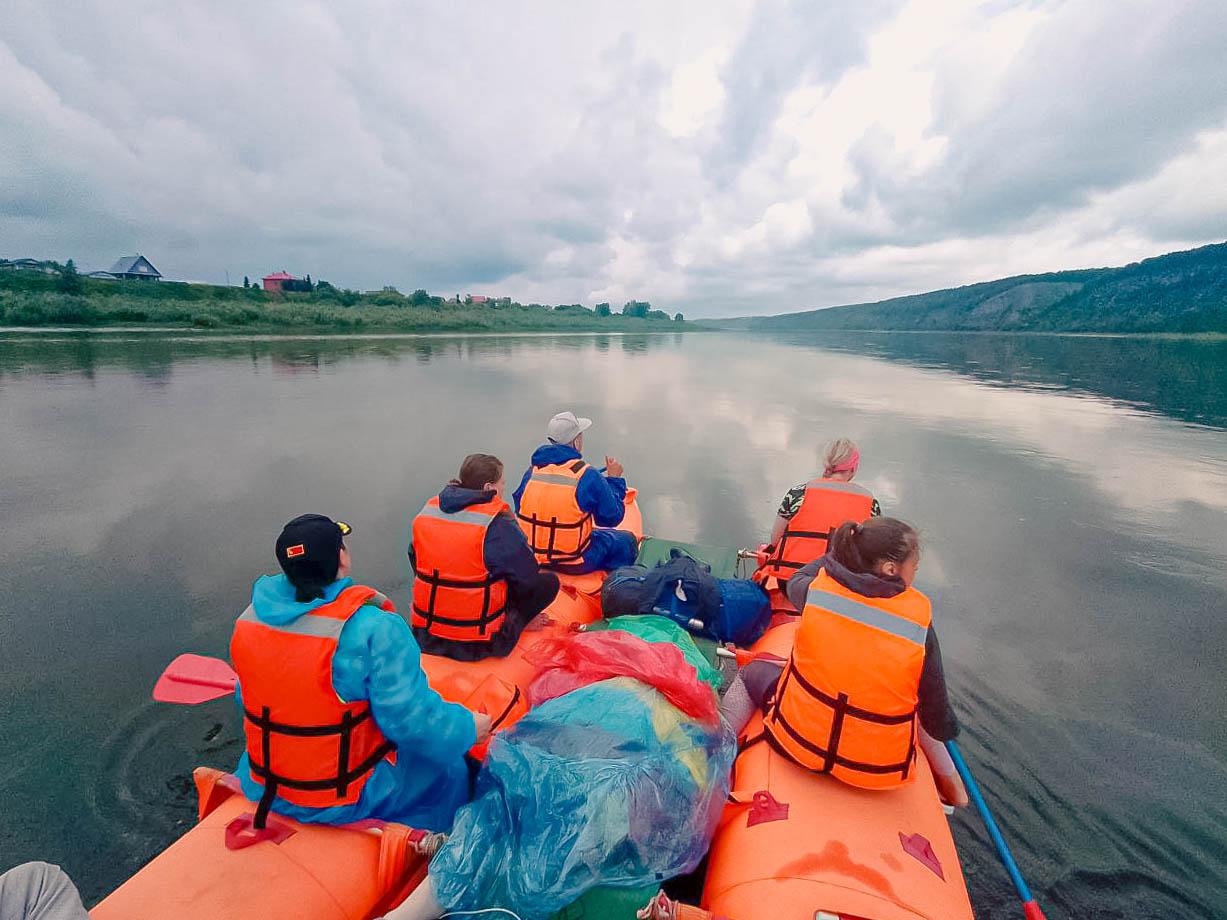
229;514;490;831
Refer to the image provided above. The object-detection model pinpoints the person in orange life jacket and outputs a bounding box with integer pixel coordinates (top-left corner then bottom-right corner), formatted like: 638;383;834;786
512;410;638;574
756;438;881;599
410;454;561;662
231;514;492;831
724;518;968;805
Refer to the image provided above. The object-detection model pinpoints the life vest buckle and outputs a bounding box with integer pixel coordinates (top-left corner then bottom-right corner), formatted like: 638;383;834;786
224;812;296;850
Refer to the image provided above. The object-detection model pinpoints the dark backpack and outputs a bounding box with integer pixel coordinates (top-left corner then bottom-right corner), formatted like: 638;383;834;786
601;549;770;646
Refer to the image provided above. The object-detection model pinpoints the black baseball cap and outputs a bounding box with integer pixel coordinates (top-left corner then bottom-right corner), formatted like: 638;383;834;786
275;514;352;590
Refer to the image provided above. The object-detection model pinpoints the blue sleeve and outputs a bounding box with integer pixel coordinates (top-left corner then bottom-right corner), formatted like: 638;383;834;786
511;466;532;511
333;608;476;762
576;467;627;527
484;513;541;589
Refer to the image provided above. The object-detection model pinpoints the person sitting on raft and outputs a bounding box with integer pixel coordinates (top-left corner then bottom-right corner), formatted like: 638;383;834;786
409;453;561;661
230;514;490;832
754;437;879;597
727;517;968;805
512;410;638;574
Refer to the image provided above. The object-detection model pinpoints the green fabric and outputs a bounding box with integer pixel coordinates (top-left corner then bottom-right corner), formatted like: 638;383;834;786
549;883;658;920
586;615;724;690
635;537;740;579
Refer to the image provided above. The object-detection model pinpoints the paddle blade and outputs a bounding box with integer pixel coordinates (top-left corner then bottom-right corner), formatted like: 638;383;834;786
154;653;239;705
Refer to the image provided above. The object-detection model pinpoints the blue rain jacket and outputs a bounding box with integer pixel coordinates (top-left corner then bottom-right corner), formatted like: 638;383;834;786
234;573;477;830
512;443;638;573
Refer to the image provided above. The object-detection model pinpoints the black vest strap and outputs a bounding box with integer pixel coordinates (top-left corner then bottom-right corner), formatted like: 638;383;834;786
244;703;396;828
413;565;508;635
768;663;917;779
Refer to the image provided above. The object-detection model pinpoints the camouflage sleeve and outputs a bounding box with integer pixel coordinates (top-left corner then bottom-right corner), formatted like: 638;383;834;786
776;484;807;519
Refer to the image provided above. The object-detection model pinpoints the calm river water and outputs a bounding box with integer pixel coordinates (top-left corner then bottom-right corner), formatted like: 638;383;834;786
1;329;1225;918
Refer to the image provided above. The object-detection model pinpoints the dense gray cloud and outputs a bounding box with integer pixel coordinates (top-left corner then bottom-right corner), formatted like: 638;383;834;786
2;0;1225;316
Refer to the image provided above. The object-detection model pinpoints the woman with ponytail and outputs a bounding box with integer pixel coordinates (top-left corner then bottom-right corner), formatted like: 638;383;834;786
755;438;881;596
741;518;966;802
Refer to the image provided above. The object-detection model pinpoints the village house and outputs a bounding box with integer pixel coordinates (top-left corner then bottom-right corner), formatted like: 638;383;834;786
262;270;296;292
0;258;59;274
109;255;162;281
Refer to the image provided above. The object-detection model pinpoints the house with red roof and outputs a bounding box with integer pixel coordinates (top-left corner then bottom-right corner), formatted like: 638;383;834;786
262;270;296;292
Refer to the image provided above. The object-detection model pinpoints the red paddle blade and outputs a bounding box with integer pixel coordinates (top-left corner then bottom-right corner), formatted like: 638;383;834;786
153;653;239;704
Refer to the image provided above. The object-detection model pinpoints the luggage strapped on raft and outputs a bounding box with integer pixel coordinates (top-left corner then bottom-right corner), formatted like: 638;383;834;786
516;460;596;564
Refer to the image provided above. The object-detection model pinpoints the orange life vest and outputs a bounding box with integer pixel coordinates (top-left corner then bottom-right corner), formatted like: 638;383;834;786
410;495;510;642
229;584;398;826
754;479;876;590
515;460;594;565
763;568;931;789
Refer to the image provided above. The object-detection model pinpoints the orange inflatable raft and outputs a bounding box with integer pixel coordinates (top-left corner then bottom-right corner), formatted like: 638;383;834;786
702;619;974;920
92;497;643;920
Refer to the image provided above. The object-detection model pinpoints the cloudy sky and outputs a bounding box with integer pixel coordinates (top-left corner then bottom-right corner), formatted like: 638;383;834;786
3;0;1226;316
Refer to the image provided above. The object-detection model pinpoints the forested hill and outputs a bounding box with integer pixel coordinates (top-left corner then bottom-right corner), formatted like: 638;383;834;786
722;241;1227;333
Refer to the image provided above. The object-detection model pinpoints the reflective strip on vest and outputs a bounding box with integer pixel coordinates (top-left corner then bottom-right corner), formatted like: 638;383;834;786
805;588;928;646
529;471;581;487
237;604;349;641
414;503;500;527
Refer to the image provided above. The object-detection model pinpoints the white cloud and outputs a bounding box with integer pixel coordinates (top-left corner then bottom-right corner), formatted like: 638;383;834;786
1;0;1224;316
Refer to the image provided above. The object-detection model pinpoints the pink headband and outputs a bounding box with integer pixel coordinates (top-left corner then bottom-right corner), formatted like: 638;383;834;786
827;449;860;475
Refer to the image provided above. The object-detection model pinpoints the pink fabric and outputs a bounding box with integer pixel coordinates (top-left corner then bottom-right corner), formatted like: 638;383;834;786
525;631;718;724
827;449;860;475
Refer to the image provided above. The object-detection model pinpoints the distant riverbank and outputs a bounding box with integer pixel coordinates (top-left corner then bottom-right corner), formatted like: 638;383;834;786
0;273;688;333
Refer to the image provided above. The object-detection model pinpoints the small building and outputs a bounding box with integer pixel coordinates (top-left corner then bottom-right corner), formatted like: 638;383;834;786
109;255;161;281
262;270;296;292
86;271;117;280
469;294;489;304
2;258;58;274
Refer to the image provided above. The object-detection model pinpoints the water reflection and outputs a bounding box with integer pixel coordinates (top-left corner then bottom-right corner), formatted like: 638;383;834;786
799;330;1227;430
0;329;1224;916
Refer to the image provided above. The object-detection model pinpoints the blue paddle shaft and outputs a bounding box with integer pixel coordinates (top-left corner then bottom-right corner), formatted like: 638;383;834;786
946;740;1035;904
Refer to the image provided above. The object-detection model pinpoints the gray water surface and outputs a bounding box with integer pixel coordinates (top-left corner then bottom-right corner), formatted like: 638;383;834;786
1;330;1224;918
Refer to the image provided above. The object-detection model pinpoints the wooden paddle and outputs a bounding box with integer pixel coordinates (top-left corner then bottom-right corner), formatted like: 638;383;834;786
152;653;238;704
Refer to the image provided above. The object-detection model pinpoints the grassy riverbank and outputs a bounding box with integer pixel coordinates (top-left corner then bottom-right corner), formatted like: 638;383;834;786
0;272;687;332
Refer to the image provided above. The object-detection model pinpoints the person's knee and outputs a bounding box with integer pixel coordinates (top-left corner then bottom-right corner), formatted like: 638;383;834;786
0;862;87;920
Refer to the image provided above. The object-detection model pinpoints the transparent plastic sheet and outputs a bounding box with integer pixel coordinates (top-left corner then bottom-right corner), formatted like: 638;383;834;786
429;678;736;920
525;629;719;723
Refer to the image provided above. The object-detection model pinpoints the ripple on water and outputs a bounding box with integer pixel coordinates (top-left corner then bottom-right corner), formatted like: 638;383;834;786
950;671;1227;919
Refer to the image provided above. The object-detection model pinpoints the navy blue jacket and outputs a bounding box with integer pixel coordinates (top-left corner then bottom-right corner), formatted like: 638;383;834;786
512;443;633;571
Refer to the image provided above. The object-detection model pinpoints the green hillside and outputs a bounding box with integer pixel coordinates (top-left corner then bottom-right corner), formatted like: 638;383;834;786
729;242;1227;334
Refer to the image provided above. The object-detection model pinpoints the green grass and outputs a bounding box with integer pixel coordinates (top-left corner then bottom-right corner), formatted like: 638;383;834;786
0;274;688;332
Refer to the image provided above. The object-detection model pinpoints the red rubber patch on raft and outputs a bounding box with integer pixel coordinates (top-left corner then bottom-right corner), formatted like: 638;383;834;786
899;831;945;880
224;813;296;850
746;790;789;826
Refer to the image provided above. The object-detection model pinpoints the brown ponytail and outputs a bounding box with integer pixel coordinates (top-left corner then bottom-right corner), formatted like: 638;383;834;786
451;453;504;491
828;517;919;574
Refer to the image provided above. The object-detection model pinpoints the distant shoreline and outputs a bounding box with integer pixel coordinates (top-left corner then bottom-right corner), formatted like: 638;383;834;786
715;327;1227;341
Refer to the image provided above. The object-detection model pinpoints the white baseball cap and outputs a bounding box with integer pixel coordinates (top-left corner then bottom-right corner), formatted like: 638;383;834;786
546;410;593;444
